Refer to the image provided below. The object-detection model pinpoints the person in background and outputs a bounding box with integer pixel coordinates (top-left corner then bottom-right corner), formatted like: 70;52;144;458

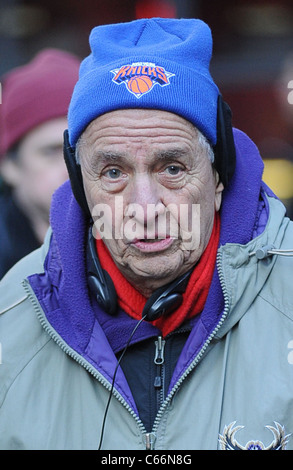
0;49;80;278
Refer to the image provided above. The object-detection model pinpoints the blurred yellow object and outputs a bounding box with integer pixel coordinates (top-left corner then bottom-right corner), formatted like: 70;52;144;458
263;159;293;199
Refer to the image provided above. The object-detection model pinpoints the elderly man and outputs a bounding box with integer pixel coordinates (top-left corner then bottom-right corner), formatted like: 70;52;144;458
1;18;293;451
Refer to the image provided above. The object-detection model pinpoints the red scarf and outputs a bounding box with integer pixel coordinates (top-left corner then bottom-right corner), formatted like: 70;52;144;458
95;212;220;337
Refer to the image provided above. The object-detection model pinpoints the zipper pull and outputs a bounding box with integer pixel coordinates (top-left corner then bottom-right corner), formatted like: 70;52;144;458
144;432;156;450
154;336;165;365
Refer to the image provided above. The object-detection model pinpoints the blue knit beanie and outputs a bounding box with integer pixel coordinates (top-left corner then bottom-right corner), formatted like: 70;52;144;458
68;18;220;148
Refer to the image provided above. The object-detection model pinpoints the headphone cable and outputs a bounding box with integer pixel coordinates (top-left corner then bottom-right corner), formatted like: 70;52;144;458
98;314;147;450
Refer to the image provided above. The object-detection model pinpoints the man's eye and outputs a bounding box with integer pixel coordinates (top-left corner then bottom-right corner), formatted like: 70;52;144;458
105;168;122;179
165;165;181;176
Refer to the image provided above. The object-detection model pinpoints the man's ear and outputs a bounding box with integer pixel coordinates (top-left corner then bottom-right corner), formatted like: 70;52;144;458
0;157;22;188
214;169;224;212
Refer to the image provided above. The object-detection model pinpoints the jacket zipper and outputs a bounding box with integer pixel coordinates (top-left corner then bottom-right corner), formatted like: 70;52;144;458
150;250;230;440
22;249;229;450
143;432;157;450
142;336;166;450
154;336;166;412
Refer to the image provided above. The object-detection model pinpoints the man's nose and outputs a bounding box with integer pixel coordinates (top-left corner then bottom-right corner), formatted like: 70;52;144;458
125;174;165;225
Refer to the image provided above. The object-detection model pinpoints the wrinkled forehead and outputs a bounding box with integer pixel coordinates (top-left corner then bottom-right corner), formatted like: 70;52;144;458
78;108;200;148
75;109;214;172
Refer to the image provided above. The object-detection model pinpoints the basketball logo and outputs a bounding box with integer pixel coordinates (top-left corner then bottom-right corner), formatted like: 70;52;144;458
111;62;174;98
127;75;153;96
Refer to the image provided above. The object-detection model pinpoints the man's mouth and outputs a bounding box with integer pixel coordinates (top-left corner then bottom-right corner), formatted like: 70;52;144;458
131;236;174;252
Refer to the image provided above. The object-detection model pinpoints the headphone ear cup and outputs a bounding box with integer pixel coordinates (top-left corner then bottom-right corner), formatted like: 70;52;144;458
143;291;183;322
142;268;192;322
63;129;91;218
87;229;118;316
213;95;236;187
88;269;117;316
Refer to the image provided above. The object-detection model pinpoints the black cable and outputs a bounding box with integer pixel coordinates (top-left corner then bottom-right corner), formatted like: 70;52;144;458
97;314;148;450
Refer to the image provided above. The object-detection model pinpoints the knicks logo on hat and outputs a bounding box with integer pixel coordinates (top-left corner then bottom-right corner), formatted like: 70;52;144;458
111;62;174;98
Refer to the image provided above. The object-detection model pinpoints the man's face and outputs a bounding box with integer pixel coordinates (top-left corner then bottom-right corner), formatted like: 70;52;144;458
79;109;223;295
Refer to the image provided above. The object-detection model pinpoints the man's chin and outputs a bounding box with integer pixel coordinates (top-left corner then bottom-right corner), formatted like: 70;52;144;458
124;254;186;289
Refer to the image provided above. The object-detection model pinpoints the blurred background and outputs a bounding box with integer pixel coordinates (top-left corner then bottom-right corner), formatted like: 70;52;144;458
1;0;293;216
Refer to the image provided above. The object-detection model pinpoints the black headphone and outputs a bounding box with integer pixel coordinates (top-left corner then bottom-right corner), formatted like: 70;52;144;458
64;95;236;320
87;227;192;321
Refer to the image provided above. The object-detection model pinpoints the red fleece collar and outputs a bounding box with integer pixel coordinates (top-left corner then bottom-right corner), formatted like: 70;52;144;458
96;212;220;337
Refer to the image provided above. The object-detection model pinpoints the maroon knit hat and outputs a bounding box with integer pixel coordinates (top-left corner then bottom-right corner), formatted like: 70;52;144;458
0;48;80;157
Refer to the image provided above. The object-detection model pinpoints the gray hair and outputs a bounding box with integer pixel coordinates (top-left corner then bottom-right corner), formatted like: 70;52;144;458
75;136;85;164
197;130;214;164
